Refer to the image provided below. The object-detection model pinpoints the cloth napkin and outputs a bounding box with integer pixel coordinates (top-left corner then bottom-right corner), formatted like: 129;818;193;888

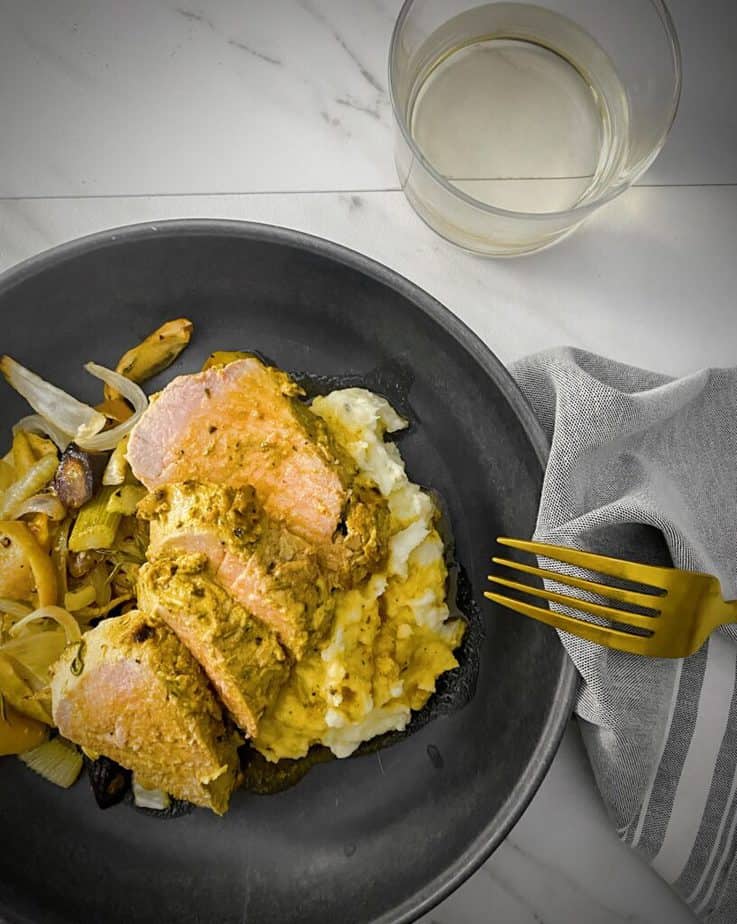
510;347;737;923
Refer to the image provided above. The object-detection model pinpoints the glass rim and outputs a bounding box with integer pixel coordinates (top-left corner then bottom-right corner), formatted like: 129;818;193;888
387;0;683;223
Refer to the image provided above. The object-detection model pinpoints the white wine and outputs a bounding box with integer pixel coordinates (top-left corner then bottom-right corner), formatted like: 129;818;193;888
406;3;630;214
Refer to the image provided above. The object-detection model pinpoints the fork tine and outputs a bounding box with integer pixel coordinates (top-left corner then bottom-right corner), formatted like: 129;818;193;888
484;590;652;653
488;575;657;631
497;537;670;590
492;556;663;612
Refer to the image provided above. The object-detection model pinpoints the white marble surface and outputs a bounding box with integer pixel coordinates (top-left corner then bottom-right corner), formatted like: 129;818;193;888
2;1;736;922
0;0;736;197
1;185;735;378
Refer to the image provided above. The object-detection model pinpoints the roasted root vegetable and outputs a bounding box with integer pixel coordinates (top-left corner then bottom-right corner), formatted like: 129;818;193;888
53;444;107;511
0;606;81;726
10;431;36;475
0;520;57;606
19;736;83;788
102;435;130;486
0;701;48;756
25;432;58;459
202;350;252;371
0;598;32;618
24;512;51;552
95;398;133;424
0;652;55;724
0;454;59;519
64;586;97;612
87;755;131;809
104;318;193;401
51;518;71;600
68;487;121;552
0;460;14;491
0;528;36;601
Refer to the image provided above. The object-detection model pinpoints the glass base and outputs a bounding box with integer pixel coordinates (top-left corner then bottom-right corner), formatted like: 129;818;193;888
401;178;585;257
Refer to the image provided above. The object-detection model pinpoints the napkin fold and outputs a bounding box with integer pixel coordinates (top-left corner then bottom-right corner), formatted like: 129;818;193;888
510;347;737;923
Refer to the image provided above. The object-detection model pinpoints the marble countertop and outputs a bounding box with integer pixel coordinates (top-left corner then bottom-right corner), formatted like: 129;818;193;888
1;1;735;922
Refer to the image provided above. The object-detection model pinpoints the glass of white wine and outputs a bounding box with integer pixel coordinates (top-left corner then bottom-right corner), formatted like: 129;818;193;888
389;1;681;256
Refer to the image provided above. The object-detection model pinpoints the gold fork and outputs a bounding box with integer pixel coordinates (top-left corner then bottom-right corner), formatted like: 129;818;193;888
485;537;737;658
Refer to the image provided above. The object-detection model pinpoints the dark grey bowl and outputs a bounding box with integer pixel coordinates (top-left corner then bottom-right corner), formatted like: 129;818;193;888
0;220;575;924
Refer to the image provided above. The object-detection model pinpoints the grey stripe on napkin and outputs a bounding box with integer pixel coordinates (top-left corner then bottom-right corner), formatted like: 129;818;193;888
510;347;737;922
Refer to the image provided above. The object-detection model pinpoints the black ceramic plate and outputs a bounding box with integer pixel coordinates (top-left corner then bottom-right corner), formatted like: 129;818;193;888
0;221;575;924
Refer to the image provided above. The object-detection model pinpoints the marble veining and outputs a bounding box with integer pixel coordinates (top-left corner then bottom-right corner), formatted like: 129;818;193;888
298;0;386;94
175;8;215;28
0;0;399;196
335;95;383;120
174;6;284;65
1;0;733;197
226;39;282;66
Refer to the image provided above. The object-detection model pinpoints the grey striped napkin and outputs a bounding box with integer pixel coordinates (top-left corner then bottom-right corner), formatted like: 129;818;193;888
511;347;737;923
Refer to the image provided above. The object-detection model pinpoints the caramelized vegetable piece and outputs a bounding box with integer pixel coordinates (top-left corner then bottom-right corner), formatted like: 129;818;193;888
25;433;58;459
201;350;252;370
95;398;133;424
64;586;97;612
10;431;36;476
87;755;131;808
0;460;14;491
0;527;35;601
0;454;59;519
0;654;54;725
0;520;57;606
0;701;48;755
25;512;51;552
102;435;130;486
19;736;83;788
104;318;193;400
53;444;107;511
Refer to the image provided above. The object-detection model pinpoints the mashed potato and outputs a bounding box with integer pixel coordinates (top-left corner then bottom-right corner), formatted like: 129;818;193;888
253;389;465;761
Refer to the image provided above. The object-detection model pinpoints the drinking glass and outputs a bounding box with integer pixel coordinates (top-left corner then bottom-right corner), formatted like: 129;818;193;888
389;1;681;256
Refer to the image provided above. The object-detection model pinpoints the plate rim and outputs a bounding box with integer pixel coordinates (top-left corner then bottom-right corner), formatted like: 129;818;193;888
0;218;577;924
